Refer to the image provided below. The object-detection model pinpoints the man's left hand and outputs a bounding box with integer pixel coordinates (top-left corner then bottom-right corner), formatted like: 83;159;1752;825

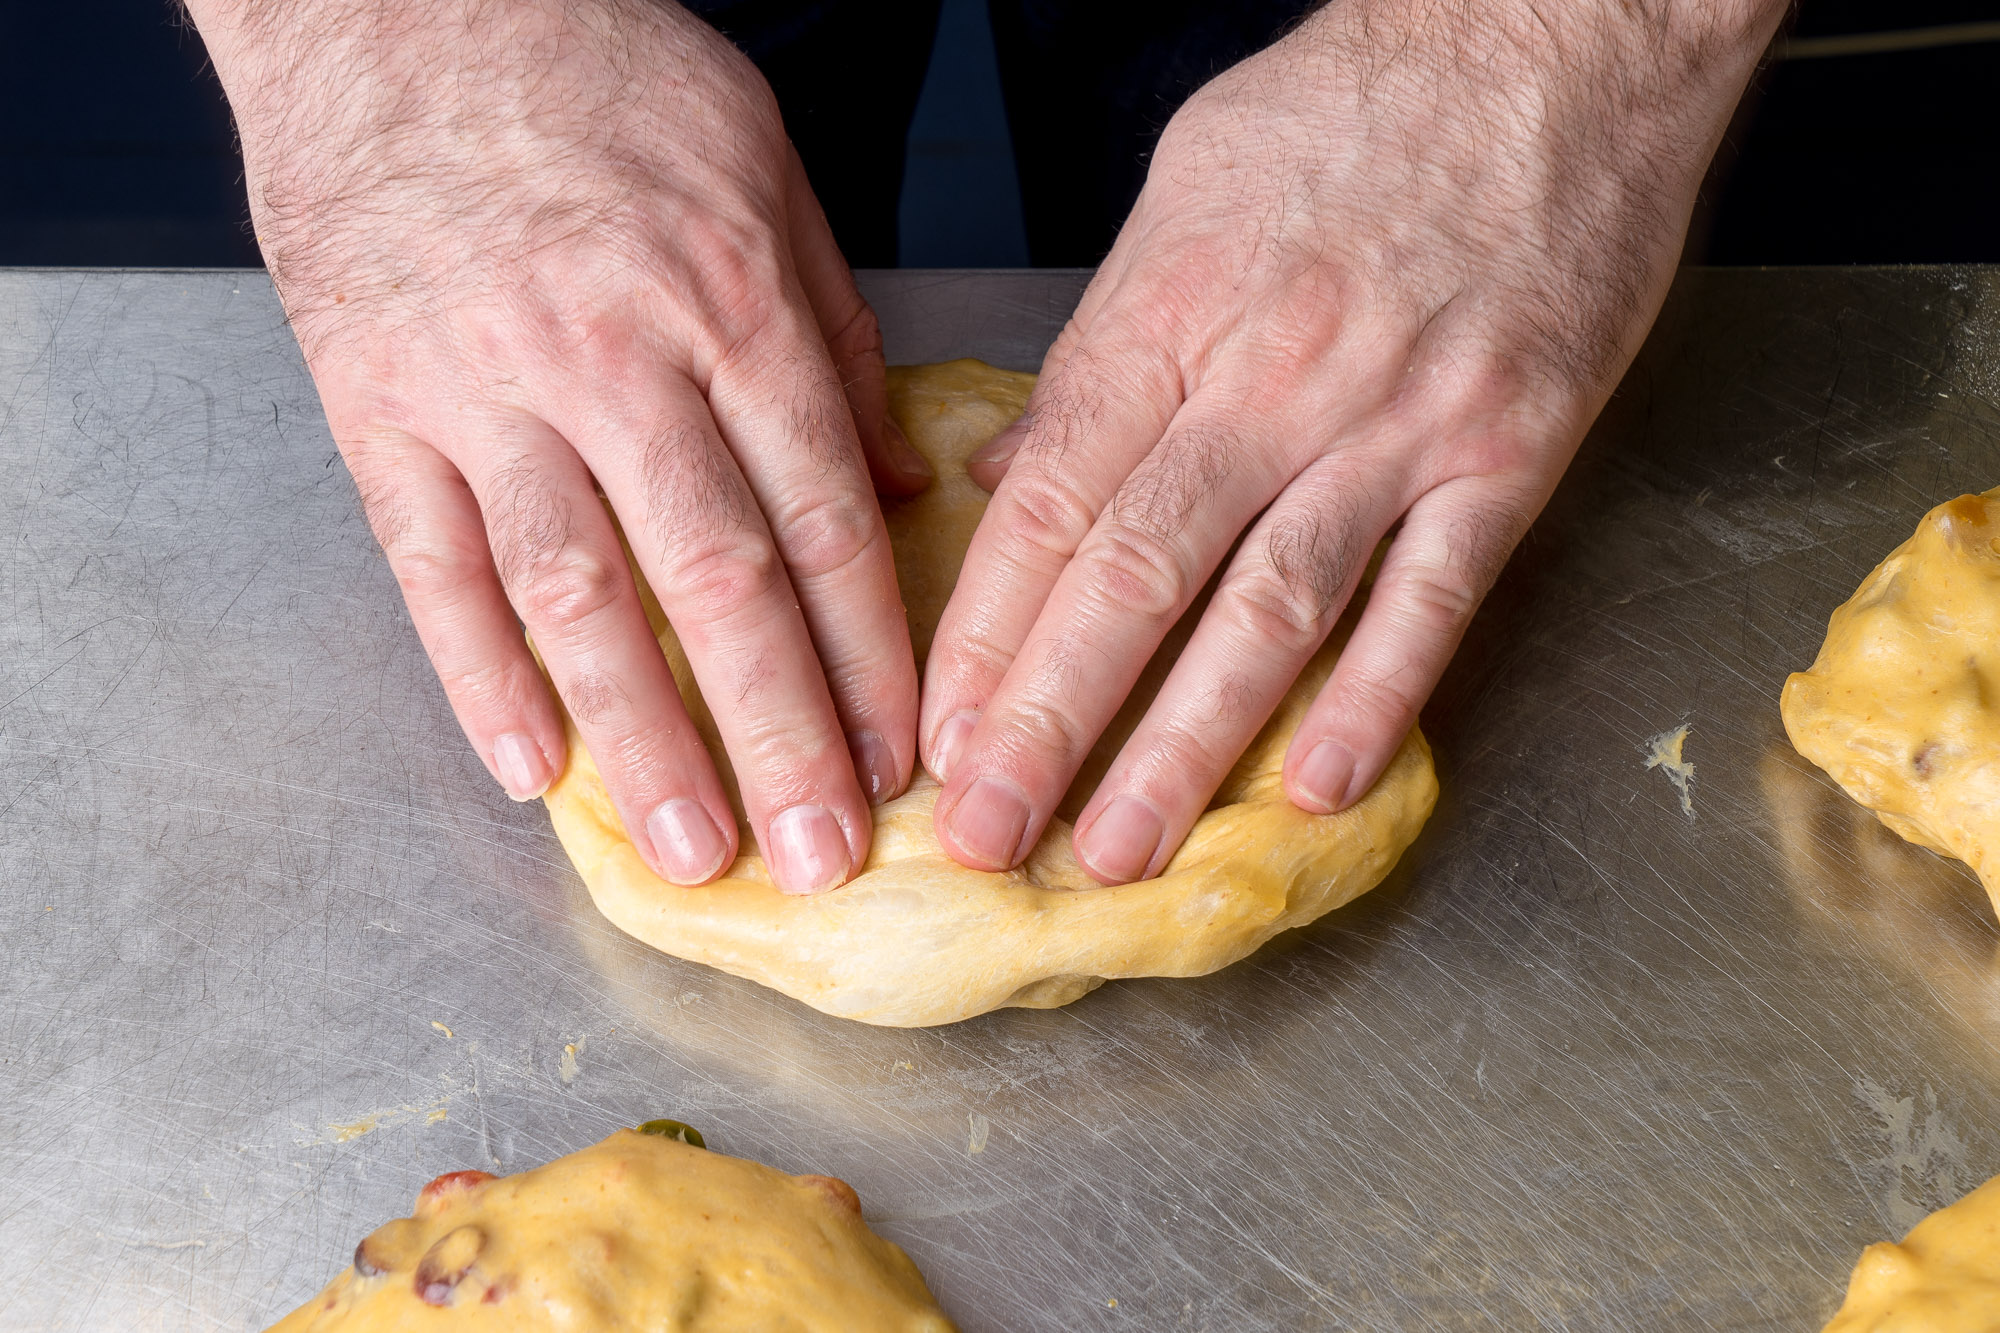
920;0;1786;881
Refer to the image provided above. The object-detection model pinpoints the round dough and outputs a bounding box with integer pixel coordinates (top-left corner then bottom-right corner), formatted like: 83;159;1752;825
267;1128;954;1331
1782;488;2000;918
542;359;1437;1027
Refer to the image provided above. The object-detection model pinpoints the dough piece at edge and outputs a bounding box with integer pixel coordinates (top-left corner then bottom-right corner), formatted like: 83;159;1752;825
542;359;1439;1027
1781;488;2000;918
1820;1171;2000;1332
267;1129;954;1331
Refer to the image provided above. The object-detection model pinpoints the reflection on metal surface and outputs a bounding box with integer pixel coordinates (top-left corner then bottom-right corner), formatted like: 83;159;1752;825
4;268;2000;1330
1761;745;2000;1041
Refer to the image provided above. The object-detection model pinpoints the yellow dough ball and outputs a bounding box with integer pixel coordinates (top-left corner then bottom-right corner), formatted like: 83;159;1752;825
267;1127;954;1332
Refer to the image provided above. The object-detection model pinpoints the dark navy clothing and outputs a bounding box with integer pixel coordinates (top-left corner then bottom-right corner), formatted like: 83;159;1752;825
685;0;1321;266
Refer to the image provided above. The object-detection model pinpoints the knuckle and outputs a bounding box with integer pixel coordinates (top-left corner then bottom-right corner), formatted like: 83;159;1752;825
673;534;788;615
513;545;629;627
432;654;516;714
679;220;787;350
994;696;1090;767
1077;523;1191;621
1135;722;1235;791
823;299;884;373
773;490;882;584
1339;669;1426;733
998;473;1097;564
386;545;477;606
931;619;1015;692
1378;564;1482;636
1224;566;1334;652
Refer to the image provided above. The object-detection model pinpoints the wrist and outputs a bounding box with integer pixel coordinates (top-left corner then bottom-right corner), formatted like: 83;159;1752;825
180;0;385;127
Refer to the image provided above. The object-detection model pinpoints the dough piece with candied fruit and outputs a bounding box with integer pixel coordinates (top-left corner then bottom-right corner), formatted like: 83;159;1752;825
541;359;1437;1027
265;1125;954;1332
1782;488;2000;917
1821;1171;2000;1331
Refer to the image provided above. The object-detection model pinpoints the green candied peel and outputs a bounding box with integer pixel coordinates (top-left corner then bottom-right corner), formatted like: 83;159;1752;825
635;1119;706;1149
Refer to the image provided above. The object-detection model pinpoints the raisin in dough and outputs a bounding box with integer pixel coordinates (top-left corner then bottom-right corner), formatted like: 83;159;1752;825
1782;489;2000;918
541;359;1438;1027
268;1129;953;1331
1822;1171;2000;1332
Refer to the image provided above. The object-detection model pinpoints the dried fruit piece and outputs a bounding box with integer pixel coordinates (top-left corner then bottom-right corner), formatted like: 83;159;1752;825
415;1169;495;1216
634;1119;705;1148
797;1174;861;1214
412;1225;486;1307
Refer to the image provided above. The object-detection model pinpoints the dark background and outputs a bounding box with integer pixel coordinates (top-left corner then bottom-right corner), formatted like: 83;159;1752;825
1;0;1995;269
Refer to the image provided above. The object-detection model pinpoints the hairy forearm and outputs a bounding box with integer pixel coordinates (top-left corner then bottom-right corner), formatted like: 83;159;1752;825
1289;0;1791;138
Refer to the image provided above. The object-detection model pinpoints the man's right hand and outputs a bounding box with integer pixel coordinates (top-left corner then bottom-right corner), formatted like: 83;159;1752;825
185;0;930;893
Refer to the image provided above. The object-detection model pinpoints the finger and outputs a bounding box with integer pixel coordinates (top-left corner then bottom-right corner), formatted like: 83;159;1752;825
561;371;876;891
1284;473;1538;813
343;426;565;803
785;147;930;497
440;412;742;887
1069;452;1407;882
918;318;1183;787
702;300;919;826
933;393;1306;873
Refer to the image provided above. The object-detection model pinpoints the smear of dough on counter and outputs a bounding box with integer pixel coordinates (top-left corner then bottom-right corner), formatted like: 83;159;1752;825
539;360;1437;1027
330;1115;378;1144
1644;724;1697;817
1782;489;2000;918
265;1127;955;1332
1822;1172;2000;1331
307;1094;454;1147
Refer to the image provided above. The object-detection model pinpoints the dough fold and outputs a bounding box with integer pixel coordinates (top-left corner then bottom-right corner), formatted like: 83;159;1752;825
543;359;1437;1027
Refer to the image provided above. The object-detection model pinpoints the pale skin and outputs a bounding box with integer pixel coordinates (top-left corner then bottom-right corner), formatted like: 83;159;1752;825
186;0;1787;891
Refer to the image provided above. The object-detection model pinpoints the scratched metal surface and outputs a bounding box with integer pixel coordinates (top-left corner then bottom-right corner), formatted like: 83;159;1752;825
3;267;1999;1330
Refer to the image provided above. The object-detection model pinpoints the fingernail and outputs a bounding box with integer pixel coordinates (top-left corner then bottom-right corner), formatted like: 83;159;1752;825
945;775;1033;869
767;803;853;894
1077;795;1166;884
493;732;552;801
1295;740;1356;813
848;729;897;805
930;709;980;782
884;417;932;484
969;414;1028;470
645;798;731;885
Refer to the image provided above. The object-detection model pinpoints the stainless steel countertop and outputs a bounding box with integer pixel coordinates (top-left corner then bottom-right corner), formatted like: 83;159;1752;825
3;267;1998;1331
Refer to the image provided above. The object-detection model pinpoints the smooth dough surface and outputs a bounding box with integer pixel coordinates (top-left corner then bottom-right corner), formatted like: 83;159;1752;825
267;1129;954;1332
1822;1172;2000;1332
1782;489;2000;918
542;359;1438;1027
